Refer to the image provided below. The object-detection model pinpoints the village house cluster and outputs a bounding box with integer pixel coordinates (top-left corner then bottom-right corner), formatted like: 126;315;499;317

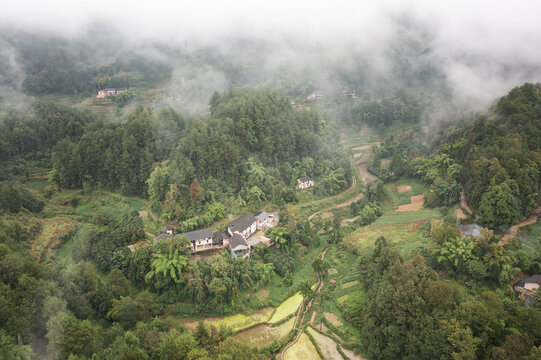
152;211;277;259
142;176;314;259
96;88;127;99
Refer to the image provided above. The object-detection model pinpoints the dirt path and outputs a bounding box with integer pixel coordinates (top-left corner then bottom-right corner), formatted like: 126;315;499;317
358;163;377;187
501;204;541;243
308;135;379;223
280;248;328;360
460;189;473;214
342;216;360;225
308;176;360;221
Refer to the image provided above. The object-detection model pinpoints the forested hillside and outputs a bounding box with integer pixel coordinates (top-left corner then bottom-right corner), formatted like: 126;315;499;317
148;88;351;226
436;83;541;228
3;7;541;359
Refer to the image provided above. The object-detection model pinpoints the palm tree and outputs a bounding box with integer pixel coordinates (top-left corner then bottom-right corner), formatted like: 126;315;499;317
145;245;188;290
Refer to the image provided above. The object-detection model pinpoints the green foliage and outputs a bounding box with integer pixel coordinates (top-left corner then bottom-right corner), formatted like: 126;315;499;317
298;280;313;298
88;211;145;271
46;312;96;360
420;220;431;237
145;245;189;291
433;236;477;275
148;88;349;222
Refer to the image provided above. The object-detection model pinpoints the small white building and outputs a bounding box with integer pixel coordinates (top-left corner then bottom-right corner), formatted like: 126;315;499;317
161;225;174;235
524;275;541;292
296;176;314;189
306;91;323;101
254;211;273;230
179;228;214;251
227;215;257;239
96;88;127;99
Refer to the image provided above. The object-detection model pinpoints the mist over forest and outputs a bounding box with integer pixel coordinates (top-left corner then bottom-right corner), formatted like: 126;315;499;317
3;2;541;360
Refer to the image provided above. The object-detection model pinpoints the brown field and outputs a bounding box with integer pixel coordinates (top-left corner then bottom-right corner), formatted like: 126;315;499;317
307;326;343;360
342;346;367;360
397;195;425;212
138;210;148;217
257;289;270;301
310;311;317;324
324;312;342;326
380;158;391;167
397;185;412;193
328;269;338;275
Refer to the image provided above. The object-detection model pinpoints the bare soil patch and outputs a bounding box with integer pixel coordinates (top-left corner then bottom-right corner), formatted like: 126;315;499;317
460;189;473;214
324;312;342;327
310;311;316;324
342;216;360;225
340;132;348;139
355;153;371;164
380;158;391;167
352;144;375;151
360;123;370;136
456;208;468;220
138;210;148;217
397;185;412;193
328;269;338;275
397;195;425;212
29;173;50;179
330;279;337;284
257;289;270;301
341;346;367;360
407;219;425;233
358;163;378;184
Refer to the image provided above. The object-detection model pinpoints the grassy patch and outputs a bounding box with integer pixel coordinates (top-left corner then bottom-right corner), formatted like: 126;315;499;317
233;317;295;348
262;245;320;307
210;308;274;332
375;209;440;224
284;333;321;360
341;280;359;289
32;217;78;262
269;292;304;324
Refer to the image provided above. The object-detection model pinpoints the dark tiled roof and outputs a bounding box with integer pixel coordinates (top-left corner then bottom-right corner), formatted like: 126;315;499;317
298;176;311;182
228;215;256;233
153;233;173;245
525;275;541;285
161;225;173;232
213;232;230;245
229;234;248;251
178;228;213;242
458;224;482;238
254;211;270;222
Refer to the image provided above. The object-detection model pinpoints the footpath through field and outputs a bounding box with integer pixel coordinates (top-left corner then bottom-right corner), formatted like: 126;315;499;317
501;204;541;243
308;126;381;224
280;249;328;360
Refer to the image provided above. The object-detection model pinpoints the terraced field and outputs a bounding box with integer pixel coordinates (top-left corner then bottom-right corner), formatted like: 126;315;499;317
283;333;321;360
269;292;304;324
307;326;343;360
233;317;295;348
